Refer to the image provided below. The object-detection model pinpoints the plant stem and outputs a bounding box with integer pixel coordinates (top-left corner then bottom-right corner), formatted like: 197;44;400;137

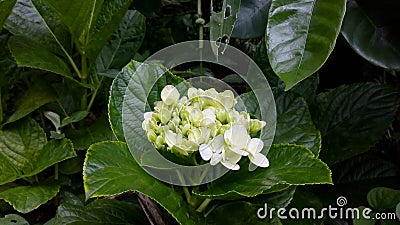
0;89;2;124
196;198;211;212
87;76;104;112
197;0;204;74
183;186;192;203
80;55;88;111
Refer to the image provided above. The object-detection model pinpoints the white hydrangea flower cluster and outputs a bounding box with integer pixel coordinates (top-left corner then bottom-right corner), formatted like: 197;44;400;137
142;85;269;170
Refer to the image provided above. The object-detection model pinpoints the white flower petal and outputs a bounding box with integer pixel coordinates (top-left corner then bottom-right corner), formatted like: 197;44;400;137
211;135;225;153
221;161;240;170
230;147;249;156
164;130;177;148
249;153;269;168
246;138;264;155
199;144;213;161
224;124;249;149
161;85;180;105
210;153;223;165
144;112;153;120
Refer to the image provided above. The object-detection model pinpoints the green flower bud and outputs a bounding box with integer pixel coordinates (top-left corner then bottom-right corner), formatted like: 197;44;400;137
249;119;266;133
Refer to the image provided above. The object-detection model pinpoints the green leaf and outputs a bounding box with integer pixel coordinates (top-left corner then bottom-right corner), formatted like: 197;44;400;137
96;10;146;76
0;30;19;94
5;0;70;55
65;116;113;150
334;153;398;184
367;187;400;212
5;79;57;125
253;39;279;87
290;74;319;105
0;118;46;185
0;120;75;185
54;199;149;225
61;111;88;127
86;0;134;62
241;91;321;155
8;36;72;79
311;83;400;164
266;0;346;90
83;141;205;225
0;214;29;225
194;144;332;199
341;0;400;71
108;60;184;141
210;0;241;45
44;111;61;131
231;0;271;39
0;0;16;28
25;139;76;176
42;0;98;45
396;202;400;221
273;89;321;156
0;183;60;213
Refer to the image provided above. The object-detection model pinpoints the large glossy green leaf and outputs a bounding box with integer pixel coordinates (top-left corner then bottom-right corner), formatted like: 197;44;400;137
266;0;346;90
194;144;332;199
210;0;241;45
42;0;98;45
4;79;57;125
108;60;184;141
86;0;134;61
367;187;400;212
0;214;29;225
341;0;400;71
5;0;70;55
273;89;321;156
311;83;400;164
231;0;271;39
0;183;60;213
54;199;149;225
290;74;319;105
0;0;16;28
8;36;72;79
83;141;205;225
96;10;145;77
0;119;76;185
253;39;279;87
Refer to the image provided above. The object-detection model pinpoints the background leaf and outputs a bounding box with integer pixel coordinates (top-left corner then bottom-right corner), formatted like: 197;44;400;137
341;0;400;71
367;187;400;212
0;0;16;28
266;0;346;90
231;0;271;39
273;89;321;156
42;0;98;46
83;141;205;225
210;0;241;45
4;79;57;124
96;10;146;78
54;199;149;225
0;183;60;213
8;36;72;79
5;0;70;54
65;116;114;150
0;214;29;225
311;83;400;164
86;0;134;62
194;144;332;199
